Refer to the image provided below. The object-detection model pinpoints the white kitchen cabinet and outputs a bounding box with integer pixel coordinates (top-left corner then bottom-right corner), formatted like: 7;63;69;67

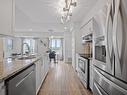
40;58;45;82
0;82;5;95
89;59;93;91
81;19;93;37
44;56;49;76
36;60;40;93
36;59;43;94
0;0;14;35
36;56;49;95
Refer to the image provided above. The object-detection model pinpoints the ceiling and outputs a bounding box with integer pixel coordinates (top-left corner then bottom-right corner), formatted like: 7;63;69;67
15;0;98;33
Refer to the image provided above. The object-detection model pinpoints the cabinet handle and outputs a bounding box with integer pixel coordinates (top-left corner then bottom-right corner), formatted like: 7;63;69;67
16;71;33;87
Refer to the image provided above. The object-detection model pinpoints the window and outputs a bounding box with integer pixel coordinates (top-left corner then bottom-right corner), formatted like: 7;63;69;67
51;39;61;49
23;39;36;54
4;38;13;58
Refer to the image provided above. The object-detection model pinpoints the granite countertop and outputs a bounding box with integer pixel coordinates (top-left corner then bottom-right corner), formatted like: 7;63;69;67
0;56;41;81
79;54;92;60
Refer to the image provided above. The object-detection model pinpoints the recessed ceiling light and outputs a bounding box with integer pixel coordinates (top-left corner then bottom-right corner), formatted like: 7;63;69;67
29;29;33;31
64;27;67;30
51;36;54;38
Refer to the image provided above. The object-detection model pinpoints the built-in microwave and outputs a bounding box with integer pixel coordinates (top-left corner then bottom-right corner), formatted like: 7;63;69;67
95;36;106;63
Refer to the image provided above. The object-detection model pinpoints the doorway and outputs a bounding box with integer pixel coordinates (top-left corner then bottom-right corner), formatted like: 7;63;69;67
49;37;64;61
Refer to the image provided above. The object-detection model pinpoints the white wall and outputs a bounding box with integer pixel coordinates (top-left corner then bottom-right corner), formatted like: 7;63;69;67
72;29;76;69
64;32;72;63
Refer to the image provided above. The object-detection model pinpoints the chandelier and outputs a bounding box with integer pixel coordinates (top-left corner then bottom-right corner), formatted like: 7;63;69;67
57;0;77;24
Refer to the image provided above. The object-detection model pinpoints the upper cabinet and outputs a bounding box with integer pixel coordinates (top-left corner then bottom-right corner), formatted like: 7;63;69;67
81;19;93;37
0;0;15;36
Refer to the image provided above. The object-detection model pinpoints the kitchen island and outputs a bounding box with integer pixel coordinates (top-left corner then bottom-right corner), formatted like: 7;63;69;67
0;56;40;81
0;54;49;95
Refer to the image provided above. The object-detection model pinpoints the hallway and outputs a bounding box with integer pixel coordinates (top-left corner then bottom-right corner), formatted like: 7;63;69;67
38;62;92;95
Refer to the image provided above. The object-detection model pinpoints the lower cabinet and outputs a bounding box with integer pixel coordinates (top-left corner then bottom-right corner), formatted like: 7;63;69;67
36;59;42;94
0;82;5;95
89;60;93;91
36;56;49;95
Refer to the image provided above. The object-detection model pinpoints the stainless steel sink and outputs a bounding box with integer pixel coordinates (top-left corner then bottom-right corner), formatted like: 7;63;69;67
17;55;36;60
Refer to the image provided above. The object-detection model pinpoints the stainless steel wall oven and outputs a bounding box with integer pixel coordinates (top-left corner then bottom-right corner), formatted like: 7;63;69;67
95;36;106;63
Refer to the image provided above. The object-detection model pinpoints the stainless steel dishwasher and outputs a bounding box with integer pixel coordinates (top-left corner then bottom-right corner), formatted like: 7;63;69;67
6;64;36;95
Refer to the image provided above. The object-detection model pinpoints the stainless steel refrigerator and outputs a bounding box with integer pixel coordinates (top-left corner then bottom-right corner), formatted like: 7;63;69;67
93;0;127;95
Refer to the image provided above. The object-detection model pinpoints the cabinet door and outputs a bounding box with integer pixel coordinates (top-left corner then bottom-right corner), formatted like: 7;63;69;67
36;59;44;94
0;0;13;35
36;61;41;91
90;60;93;91
0;82;5;95
44;56;49;75
40;58;44;82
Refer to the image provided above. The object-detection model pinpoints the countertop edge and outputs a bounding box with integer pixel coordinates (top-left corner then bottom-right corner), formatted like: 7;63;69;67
0;57;41;81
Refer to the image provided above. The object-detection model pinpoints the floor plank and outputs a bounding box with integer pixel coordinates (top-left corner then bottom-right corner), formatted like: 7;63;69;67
38;61;92;95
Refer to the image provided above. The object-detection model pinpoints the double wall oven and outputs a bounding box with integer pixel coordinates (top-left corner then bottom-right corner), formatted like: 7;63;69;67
93;0;127;95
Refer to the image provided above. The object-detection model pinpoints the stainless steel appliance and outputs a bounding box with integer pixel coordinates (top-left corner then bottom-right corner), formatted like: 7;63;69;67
77;56;89;88
93;0;127;95
93;67;127;95
95;36;106;63
82;34;92;44
6;64;36;95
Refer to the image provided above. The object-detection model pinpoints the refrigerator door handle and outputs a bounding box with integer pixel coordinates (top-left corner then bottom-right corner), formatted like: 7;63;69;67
106;3;113;68
113;0;121;66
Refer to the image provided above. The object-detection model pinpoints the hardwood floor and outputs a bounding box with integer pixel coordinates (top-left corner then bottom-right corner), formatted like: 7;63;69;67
38;61;92;95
